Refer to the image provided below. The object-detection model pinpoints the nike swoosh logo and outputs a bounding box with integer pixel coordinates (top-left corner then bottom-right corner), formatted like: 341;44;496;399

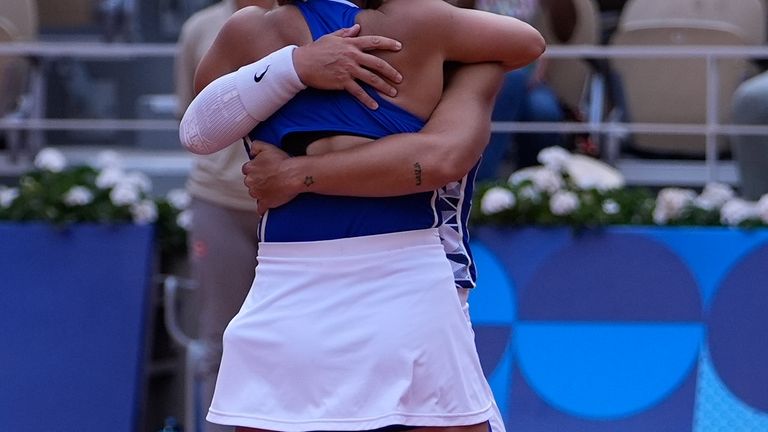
254;65;270;83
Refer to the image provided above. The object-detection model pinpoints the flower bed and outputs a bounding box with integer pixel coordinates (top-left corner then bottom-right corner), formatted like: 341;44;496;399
473;147;768;229
0;147;190;262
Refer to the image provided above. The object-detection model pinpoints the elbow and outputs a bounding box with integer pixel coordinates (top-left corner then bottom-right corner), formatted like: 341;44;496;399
179;113;217;155
429;155;478;187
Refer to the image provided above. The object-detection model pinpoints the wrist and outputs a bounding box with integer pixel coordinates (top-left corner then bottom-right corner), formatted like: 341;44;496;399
281;156;313;195
234;45;307;120
292;45;310;86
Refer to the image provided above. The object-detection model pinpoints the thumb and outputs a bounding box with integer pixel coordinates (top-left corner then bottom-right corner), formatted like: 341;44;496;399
249;142;267;158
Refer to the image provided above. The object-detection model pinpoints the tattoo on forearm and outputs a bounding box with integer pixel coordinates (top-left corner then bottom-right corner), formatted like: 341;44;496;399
304;176;315;187
414;162;423;186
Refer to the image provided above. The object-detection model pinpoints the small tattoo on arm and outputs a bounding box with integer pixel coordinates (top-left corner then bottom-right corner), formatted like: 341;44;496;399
413;162;423;186
304;176;315;187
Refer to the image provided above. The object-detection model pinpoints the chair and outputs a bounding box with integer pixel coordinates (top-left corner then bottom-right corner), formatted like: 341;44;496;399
617;0;765;44
0;0;38;158
536;0;602;112
609;0;765;157
0;18;20;116
0;0;38;41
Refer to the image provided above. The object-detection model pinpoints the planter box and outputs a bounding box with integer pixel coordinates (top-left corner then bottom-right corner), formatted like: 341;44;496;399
0;223;155;432
469;226;768;432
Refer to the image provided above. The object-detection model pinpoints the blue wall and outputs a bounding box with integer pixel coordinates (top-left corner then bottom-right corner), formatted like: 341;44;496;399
0;223;155;432
470;226;768;432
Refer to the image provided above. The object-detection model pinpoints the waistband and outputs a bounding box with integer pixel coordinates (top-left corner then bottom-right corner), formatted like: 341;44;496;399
258;228;442;258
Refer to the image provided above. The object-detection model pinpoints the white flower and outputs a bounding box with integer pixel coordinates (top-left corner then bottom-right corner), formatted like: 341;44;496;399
537;146;571;172
519;184;541;202
563;154;625;191
602;199;620;215
124;171;152;193
652;207;669;225
33;148;66;172
757;194;768;223
653;188;696;224
130;200;158;224
549;190;580;216
64;186;94;206
508;169;533;186
0;187;19;208
720;199;757;226
480;186;516;215
95;150;122;169
96;167;125;189
167;189;191;210
110;183;141;206
176;209;193;230
531;168;564;194
695;182;735;210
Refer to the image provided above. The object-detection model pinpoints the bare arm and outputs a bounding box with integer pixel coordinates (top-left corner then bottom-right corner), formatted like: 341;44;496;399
421;0;546;71
179;7;406;154
194;7;402;102
242;63;505;212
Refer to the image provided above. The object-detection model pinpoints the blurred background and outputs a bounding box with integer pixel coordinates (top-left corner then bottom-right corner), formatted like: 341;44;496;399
2;0;768;431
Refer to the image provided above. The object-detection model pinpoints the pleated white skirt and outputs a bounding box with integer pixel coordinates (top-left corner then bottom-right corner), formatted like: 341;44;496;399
207;228;494;431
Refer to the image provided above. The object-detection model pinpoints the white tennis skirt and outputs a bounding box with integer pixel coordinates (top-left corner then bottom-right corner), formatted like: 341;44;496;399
207;228;494;431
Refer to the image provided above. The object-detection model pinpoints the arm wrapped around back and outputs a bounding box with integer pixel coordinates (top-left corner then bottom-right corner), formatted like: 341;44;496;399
179;45;306;155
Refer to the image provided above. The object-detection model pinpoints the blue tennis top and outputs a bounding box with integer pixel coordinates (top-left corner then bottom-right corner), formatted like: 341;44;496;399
249;0;440;242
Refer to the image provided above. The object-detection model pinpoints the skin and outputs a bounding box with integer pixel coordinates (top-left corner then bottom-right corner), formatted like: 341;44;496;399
243;62;505;214
455;0;577;42
194;9;408;109
457;0;577;88
239;62;506;432
194;0;544;119
191;2;543;431
230;1;543;213
234;62;508;431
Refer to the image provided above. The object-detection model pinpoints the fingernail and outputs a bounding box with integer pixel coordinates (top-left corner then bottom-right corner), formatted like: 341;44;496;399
389;88;397;97
396;74;403;83
395;42;402;50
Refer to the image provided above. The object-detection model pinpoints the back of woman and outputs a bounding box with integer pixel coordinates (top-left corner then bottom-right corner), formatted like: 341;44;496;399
227;0;543;242
353;0;540;118
196;0;544;119
194;2;546;432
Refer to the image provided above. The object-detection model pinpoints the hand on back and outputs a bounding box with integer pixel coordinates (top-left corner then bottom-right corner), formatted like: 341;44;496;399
294;24;404;109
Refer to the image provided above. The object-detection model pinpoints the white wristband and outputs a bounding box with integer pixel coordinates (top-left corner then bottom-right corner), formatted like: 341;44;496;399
234;45;307;121
179;45;307;155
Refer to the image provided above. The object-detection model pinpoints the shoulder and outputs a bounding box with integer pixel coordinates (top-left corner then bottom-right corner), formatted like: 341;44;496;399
373;0;490;46
378;0;456;24
218;4;307;49
366;0;458;45
221;5;272;38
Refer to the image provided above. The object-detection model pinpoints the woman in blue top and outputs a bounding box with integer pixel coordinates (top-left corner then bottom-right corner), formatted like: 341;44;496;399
181;1;544;431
